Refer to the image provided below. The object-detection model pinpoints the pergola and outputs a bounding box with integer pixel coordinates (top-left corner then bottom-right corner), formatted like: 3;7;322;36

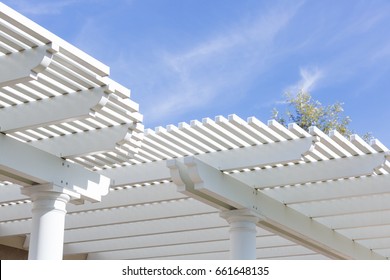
1;3;390;260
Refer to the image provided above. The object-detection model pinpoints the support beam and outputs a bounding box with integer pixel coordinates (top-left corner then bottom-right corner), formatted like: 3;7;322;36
29;124;139;158
196;136;315;171
0;87;109;133
104;136;313;188
0;198;216;237
0;44;57;86
231;152;385;189
99;160;171;186
0;133;111;202
101;134;315;189
264;174;390;204
63;227;229;256
168;158;234;210
168;157;386;259
0;182;186;222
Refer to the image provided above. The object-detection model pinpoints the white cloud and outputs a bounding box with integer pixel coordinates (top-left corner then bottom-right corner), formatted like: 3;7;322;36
136;2;304;125
286;67;323;94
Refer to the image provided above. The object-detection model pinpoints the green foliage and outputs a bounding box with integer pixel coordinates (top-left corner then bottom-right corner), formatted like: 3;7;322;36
272;91;352;137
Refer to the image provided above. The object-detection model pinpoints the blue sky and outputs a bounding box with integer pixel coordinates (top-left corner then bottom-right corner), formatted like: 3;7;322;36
3;0;390;144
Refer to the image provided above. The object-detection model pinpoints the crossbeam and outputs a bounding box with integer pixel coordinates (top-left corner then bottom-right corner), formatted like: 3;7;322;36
231;152;386;189
0;133;110;202
0;44;57;86
196;136;315;171
29;124;139;158
0;87;109;132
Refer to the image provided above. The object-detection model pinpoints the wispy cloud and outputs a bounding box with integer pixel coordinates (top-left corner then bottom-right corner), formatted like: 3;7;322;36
132;2;304;126
285;67;323;94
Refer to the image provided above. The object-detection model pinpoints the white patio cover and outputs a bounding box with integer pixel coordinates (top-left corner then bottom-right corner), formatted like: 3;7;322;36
1;3;390;260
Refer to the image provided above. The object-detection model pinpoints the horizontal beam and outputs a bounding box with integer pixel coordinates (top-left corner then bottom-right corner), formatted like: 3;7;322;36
167;158;235;210
105;137;314;188
99;160;171;186
171;157;386;259
0;198;216;237
86;239;314;260
0;87;109;132
0;182;186;222
316;210;390;230
87;239;230;260
64;227;230;255
63;213;225;243
196;137;315;171
29;124;136;158
0;133;110;202
64;229;292;256
231;152;385;189
290;193;390;218
0;44;56;86
264;174;390;204
0;183;25;203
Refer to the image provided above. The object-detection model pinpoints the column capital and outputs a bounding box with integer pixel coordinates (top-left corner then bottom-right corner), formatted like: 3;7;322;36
220;208;264;224
220;208;260;259
21;183;80;201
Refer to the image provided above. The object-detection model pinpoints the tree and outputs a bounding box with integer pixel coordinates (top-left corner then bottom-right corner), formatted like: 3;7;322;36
272;91;352;137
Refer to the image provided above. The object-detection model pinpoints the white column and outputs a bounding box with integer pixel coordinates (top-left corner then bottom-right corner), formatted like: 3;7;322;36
22;185;71;260
220;209;260;260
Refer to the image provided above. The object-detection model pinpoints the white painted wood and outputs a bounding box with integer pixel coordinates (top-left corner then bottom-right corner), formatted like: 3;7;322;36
0;198;216;237
0;88;108;132
290;193;390;218
172;157;385;259
217;115;261;145
350;134;377;154
0;182;187;222
264;174;390;204
248;117;284;142
0;134;110;202
29;125;137;158
357;237;390;249
87;240;316;260
231;152;385;189
315;210;390;230
24;187;70;260
0;2;109;76
0;183;26;203
370;139;389;153
65;198;214;229
63;213;226;243
203;117;251;147
228;114;270;143
3;2;390;261
337;224;390;240
100;160;171;186
309;126;351;157
329;130;364;156
197;137;314;171
64;227;230;255
220;209;260;259
0;44;54;86
268;120;299;140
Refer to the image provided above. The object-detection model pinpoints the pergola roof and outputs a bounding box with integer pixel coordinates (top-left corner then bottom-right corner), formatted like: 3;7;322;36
1;3;390;260
0;3;143;172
